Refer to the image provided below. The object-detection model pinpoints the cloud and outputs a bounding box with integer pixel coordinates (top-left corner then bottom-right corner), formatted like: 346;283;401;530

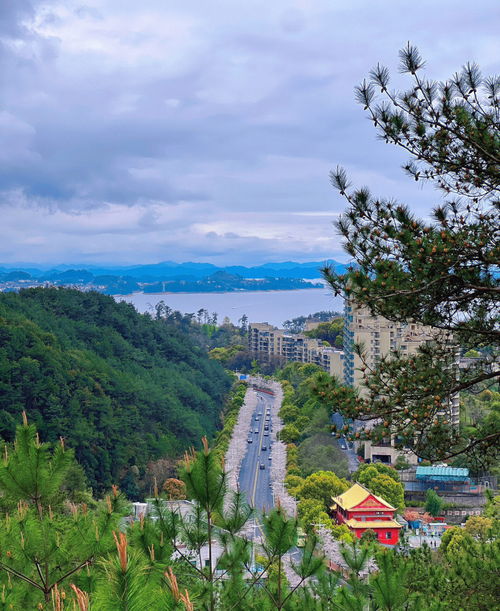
0;0;498;264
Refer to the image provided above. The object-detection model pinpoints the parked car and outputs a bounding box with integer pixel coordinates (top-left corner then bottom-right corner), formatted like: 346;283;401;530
247;437;253;443
261;445;267;451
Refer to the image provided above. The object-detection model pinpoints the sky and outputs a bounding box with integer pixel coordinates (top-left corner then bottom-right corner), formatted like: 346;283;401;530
0;0;498;266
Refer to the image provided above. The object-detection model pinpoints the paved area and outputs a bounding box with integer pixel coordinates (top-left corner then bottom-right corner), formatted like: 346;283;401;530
407;534;442;549
238;390;275;512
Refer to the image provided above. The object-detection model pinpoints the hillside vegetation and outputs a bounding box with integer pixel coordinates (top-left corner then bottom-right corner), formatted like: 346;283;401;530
0;288;232;495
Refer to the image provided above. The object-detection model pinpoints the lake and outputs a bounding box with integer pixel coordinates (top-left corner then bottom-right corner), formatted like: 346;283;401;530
115;288;344;327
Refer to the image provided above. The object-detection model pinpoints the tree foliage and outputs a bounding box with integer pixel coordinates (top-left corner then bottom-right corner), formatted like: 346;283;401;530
424;489;443;517
304;318;344;348
0;288;232;494
0;421;499;609
0;418;127;606
323;45;499;462
354;464;405;511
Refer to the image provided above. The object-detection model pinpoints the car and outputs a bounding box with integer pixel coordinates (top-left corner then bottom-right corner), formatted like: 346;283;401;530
268;454;272;460
247;437;253;443
254;429;259;434
261;445;267;451
255;416;260;421
259;463;265;470
264;431;269;436
264;425;269;431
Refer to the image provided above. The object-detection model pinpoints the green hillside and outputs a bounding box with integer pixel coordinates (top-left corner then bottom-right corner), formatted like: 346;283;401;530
0;288;232;495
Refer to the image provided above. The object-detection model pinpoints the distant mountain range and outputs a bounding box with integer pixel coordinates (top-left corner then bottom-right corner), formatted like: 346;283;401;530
0;260;350;294
0;260;349;280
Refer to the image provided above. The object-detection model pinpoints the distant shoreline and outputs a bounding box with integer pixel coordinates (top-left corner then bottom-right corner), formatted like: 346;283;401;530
114;286;327;297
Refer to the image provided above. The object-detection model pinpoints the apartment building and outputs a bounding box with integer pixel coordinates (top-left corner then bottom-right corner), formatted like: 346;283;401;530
248;322;344;379
343;299;460;464
343;301;438;387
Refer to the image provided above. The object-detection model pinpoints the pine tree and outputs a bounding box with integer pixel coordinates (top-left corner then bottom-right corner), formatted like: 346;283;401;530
0;415;126;606
323;44;499;463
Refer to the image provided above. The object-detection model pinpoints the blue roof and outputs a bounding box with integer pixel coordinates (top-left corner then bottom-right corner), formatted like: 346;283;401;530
416;466;469;481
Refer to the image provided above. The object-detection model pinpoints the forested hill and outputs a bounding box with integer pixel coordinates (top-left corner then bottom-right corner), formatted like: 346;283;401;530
0;288;232;496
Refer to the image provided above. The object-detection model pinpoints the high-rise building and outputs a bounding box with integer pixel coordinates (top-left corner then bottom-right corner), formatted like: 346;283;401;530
248;322;344;378
343;299;460;464
343;300;438;388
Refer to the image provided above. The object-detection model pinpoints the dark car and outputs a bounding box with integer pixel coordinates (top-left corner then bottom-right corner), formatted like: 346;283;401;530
261;445;267;451
259;463;265;470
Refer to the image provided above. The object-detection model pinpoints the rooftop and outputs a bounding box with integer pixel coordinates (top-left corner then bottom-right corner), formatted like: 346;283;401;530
345;518;402;530
416;466;469;481
331;482;396;511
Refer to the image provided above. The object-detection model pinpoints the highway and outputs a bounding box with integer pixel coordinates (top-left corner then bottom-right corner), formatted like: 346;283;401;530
238;390;274;513
331;411;360;473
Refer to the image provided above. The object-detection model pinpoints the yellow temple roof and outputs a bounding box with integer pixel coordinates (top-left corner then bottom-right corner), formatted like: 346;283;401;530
331;482;396;511
345;518;402;530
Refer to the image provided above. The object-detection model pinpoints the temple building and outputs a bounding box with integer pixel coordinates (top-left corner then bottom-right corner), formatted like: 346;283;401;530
331;483;402;545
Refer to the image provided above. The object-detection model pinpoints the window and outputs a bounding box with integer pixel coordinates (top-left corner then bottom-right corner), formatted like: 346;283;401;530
385;532;392;540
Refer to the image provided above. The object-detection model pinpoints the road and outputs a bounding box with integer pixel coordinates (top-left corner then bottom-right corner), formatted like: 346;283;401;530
238;390;274;513
331;411;360;473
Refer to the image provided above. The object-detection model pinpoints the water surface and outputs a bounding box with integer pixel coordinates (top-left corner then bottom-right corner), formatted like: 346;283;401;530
115;288;343;327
